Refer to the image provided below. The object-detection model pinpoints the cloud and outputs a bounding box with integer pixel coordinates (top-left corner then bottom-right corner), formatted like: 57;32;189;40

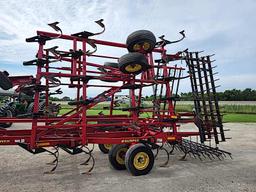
0;0;255;97
0;31;17;40
221;74;256;90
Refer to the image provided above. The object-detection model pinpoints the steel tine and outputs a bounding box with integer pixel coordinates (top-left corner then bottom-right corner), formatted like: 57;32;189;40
159;147;170;167
220;151;227;158
179;152;187;161
169;144;175;155
44;148;59;174
175;144;183;152
154;147;160;159
47;149;59;164
81;155;91;165
215;153;222;160
197;153;203;161
80;148;92;165
82;153;95;174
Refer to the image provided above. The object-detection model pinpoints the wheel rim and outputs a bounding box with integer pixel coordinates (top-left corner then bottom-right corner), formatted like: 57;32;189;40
133;44;141;51
133;152;150;170
104;144;112;150
116;148;128;165
125;64;142;73
142;42;151;51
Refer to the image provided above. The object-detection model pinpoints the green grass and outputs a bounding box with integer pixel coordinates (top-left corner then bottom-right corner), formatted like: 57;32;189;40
221;105;256;114
60;103;256;114
59;103;256;123
223;113;256;123
175;104;193;112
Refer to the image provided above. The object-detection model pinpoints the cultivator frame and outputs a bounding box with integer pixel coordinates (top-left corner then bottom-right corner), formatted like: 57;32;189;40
0;20;231;175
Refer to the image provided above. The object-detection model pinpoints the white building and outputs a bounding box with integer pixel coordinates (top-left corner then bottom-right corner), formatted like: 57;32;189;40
114;95;130;103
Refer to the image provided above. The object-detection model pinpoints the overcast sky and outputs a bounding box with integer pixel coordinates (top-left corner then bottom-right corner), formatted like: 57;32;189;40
0;0;255;97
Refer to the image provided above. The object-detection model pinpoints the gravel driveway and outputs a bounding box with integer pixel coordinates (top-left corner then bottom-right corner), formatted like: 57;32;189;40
0;123;255;192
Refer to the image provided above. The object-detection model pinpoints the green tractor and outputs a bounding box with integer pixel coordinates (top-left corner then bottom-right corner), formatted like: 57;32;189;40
0;71;61;128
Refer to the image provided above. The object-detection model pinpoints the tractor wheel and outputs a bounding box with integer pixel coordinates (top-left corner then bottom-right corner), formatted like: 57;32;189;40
125;143;154;176
98;144;113;154
126;30;156;53
0;71;13;90
118;52;149;75
0;109;13;128
109;144;129;170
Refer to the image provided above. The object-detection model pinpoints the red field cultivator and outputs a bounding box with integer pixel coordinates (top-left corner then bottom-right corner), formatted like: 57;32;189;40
0;20;231;176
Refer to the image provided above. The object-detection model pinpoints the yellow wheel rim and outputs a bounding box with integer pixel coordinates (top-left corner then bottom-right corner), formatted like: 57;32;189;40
133;43;141;51
104;144;112;150
116;148;128;165
125;64;142;73
133;152;150;170
142;42;151;51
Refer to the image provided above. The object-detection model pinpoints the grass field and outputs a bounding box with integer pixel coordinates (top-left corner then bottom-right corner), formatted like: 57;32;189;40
60;103;256;114
59;102;256;123
223;113;256;123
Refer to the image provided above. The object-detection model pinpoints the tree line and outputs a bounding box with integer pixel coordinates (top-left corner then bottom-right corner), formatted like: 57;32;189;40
180;88;256;101
47;88;256;101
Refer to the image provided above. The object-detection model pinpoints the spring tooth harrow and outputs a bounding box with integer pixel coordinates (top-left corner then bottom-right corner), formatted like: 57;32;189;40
0;20;231;176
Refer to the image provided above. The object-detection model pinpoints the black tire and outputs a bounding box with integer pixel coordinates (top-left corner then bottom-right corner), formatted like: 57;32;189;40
125;143;154;176
104;62;118;68
118;52;149;74
98;144;113;154
126;30;156;53
0;71;13;90
109;144;129;170
0;109;13;128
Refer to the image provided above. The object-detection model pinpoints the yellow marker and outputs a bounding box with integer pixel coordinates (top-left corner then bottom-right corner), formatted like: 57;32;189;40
36;142;50;147
167;136;176;141
0;140;10;143
121;139;139;143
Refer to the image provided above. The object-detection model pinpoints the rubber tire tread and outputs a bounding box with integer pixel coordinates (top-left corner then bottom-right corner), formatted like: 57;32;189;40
125;143;154;176
126;30;156;53
109;144;129;170
118;52;149;74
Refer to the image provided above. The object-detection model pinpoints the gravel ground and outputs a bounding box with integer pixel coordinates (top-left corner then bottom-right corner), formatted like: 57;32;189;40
0;123;255;192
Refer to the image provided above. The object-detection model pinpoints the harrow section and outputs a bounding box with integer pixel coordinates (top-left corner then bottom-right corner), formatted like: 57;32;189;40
185;51;228;144
0;20;231;176
175;139;232;160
